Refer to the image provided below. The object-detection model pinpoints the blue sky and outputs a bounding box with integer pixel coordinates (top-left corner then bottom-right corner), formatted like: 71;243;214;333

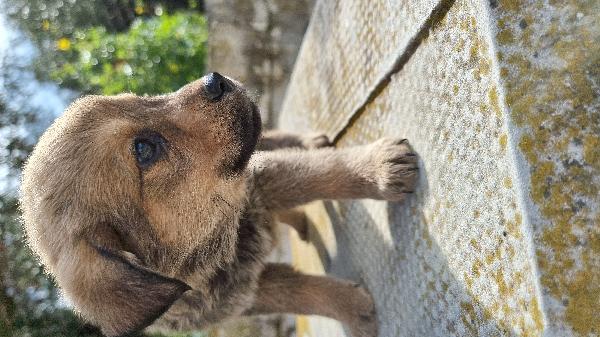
0;8;71;120
0;5;73;194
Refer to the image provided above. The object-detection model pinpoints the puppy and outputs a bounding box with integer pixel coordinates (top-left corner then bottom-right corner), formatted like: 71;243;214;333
20;72;417;337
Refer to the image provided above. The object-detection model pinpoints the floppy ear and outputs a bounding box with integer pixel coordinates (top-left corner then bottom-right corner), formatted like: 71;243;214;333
57;234;191;337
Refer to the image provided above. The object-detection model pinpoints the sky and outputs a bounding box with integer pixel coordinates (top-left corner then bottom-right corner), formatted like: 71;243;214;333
0;13;6;52
0;8;71;120
0;4;72;194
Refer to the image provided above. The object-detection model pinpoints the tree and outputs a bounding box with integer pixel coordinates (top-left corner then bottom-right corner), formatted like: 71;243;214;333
50;12;208;95
2;0;204;90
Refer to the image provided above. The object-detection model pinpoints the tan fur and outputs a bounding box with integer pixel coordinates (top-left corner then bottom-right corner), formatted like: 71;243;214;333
20;75;417;337
274;209;310;241
246;264;377;337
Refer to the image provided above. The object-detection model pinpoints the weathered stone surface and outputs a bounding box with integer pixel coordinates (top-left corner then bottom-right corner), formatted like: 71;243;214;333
280;0;599;336
280;0;439;137
490;1;600;335
205;0;314;127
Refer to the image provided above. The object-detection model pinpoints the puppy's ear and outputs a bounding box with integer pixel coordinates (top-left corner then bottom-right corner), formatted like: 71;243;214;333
59;229;191;337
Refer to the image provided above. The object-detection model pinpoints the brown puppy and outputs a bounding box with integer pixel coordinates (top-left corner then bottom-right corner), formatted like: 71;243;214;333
20;73;417;337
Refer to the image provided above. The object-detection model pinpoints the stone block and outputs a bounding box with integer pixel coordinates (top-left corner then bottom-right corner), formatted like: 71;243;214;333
279;0;599;336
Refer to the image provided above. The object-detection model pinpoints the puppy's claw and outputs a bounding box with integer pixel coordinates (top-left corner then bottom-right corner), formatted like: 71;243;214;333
389;156;418;165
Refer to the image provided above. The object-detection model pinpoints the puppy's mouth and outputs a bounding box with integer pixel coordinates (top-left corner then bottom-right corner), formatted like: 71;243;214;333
221;102;262;176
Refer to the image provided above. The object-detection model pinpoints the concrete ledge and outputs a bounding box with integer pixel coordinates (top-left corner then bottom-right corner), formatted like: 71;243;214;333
279;0;599;336
280;0;439;137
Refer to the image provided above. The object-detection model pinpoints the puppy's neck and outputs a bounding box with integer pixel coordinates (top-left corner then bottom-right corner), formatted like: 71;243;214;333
143;174;249;276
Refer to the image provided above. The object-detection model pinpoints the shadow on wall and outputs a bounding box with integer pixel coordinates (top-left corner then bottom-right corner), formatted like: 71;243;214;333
304;162;517;337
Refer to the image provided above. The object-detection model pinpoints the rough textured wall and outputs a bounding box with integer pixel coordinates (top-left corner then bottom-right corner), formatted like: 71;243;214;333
279;0;599;336
204;0;314;127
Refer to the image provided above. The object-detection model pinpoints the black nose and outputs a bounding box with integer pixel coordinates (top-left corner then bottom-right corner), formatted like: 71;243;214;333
204;72;232;100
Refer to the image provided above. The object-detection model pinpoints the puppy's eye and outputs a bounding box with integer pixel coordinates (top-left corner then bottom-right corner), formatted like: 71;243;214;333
133;133;165;168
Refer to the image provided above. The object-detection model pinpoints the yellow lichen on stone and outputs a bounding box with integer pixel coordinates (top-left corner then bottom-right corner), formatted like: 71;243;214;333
493;0;600;334
469;43;479;61
564;260;600;336
494;269;510;297
506;213;524;240
472;259;483;278
530;297;544;331
499;134;507;153
488;87;502;118
460;302;478;336
496;28;514;44
583;134;600;170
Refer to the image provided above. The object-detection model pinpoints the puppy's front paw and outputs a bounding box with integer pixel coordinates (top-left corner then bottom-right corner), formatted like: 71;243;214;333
345;284;378;337
301;133;332;149
368;137;418;201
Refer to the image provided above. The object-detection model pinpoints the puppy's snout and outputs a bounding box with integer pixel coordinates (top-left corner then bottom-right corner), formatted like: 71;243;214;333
203;72;232;101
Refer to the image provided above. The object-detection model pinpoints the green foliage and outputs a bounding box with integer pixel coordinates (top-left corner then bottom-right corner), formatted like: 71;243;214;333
6;0;136;40
3;0;205;92
51;12;208;95
5;0;202;38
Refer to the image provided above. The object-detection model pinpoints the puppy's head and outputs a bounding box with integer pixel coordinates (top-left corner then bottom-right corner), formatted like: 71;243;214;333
20;73;261;336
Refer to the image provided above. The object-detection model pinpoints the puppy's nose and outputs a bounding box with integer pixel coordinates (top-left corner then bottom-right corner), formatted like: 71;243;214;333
203;72;232;100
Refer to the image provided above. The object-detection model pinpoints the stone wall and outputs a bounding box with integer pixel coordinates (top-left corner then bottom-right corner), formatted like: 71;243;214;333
205;0;314;128
279;0;599;336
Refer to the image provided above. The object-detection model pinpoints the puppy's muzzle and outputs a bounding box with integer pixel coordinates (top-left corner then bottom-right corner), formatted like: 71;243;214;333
203;72;233;101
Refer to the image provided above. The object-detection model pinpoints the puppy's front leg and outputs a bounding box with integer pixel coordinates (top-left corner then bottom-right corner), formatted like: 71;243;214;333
274;209;310;241
245;263;377;337
250;137;417;210
257;130;331;151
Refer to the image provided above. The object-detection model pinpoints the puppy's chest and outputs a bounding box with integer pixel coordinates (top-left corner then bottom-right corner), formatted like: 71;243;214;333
159;207;274;327
234;208;275;267
202;209;273;301
195;207;274;291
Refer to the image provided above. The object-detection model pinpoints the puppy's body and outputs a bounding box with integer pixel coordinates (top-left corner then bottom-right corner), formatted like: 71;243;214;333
154;207;272;331
20;74;417;337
